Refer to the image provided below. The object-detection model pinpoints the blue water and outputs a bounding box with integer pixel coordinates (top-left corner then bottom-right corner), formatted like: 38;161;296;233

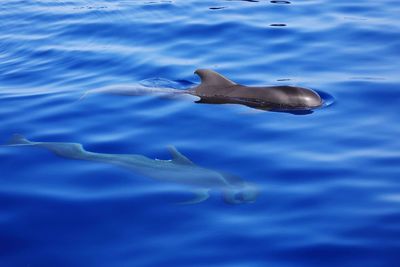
1;0;400;266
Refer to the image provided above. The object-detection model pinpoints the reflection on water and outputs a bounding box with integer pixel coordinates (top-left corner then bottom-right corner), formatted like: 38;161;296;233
270;0;291;4
6;134;260;205
270;23;287;27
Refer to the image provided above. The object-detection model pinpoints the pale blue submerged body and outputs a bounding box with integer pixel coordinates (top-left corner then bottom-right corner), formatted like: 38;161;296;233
7;134;259;204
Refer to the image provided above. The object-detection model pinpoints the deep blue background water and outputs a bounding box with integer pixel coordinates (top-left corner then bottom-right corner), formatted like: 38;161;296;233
1;0;400;266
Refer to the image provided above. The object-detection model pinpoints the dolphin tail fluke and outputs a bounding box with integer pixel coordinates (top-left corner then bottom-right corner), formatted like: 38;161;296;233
178;189;210;205
6;134;32;146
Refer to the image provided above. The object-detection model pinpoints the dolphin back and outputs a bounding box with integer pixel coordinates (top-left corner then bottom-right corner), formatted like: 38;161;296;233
192;69;323;110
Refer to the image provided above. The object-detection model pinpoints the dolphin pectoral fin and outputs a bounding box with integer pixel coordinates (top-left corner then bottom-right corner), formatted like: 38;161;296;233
178;189;210;205
167;146;195;166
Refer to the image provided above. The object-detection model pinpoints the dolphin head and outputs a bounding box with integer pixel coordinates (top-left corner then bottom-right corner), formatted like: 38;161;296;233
221;181;260;204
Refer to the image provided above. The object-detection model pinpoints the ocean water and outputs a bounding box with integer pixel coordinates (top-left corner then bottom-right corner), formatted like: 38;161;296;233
1;0;400;266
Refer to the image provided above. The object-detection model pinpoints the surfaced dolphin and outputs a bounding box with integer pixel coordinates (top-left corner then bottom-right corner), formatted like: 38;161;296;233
188;69;323;110
82;69;323;111
6;134;259;204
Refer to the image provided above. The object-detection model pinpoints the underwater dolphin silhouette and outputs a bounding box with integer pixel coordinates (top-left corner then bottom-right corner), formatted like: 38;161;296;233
6;134;259;204
82;69;323;111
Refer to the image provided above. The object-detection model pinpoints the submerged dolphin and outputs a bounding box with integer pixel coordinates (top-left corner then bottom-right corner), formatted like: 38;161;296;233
82;69;323;111
6;134;259;204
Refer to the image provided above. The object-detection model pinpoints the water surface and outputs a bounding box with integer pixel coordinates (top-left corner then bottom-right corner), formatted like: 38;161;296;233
1;0;400;266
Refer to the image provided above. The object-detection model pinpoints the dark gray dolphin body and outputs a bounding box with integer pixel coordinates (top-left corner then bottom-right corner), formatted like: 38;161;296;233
189;69;323;110
5;134;259;204
81;69;323;111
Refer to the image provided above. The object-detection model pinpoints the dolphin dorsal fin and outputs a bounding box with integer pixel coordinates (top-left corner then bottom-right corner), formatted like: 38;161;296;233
194;69;236;87
167;146;195;165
